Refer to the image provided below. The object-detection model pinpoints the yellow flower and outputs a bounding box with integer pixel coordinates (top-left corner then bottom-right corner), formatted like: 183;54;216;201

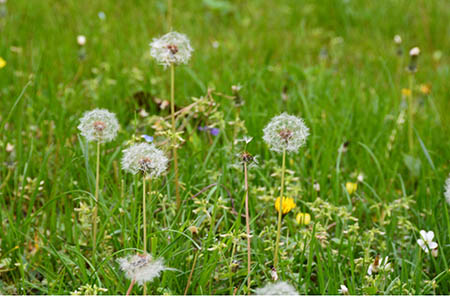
0;57;6;69
401;88;411;97
419;84;431;95
296;212;311;225
345;182;357;195
274;196;296;215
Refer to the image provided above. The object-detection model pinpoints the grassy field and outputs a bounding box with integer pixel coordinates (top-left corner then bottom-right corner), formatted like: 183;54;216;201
1;0;450;295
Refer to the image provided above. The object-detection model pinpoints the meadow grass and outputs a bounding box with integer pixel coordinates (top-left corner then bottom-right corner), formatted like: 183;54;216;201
1;0;450;295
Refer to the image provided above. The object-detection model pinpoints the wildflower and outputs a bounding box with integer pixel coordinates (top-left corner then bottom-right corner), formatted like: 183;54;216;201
275;196;296;215
0;57;6;69
338;284;349;295
149;31;193;68
98;11;106;20
270;267;278;281
345;182;357;195
255;281;298;295
394;35;402;56
445;174;450;205
117;254;167;285
367;256;392;275
121;143;168;177
417;230;438;254
263;113;309;153
141;134;154;143
77;109;119;143
198;126;219;136
394;35;402;44
313;182;320;192
357;173;364;182
409;47;420;56
408;47;420;72
296;212;311;225
419;84;431;95
5;143;14;153
401;88;412;97
77;35;86;46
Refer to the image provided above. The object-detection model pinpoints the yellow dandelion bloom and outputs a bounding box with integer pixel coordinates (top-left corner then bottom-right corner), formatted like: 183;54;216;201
275;196;296;215
419;84;431;95
296;212;311;225
345;182;357;195
401;88;411;97
0;57;6;69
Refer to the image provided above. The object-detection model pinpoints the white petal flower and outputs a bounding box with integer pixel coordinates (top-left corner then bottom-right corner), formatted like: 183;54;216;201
117;254;166;285
77;35;86;46
263;113;309;153
417;230;438;253
255;281;298;295
394;35;402;44
338;284;349;295
150;32;193;68
77;109;119;143
121;143;168;177
444;174;450;205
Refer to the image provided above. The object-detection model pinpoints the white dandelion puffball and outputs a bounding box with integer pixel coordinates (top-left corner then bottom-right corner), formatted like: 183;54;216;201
255;281;299;296
150;31;193;68
409;47;420;56
444;174;450;205
77;109;119;143
263;113;309;153
77;35;86;46
117;254;166;285
121;143;168;177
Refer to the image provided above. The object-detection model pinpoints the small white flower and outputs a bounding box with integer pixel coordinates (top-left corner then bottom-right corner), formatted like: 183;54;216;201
255;281;298;295
367;256;392;275
212;40;220;48
231;84;242;92
117;254;166;285
357;173;364;182
313;182;320;192
121;143;168;177
409;47;420;56
444;174;450;205
77;35;86;46
394;35;402;44
263;113;309;153
150;31;193;68
417;230;438;253
98;11;106;20
338;284;349;295
77;109;119;143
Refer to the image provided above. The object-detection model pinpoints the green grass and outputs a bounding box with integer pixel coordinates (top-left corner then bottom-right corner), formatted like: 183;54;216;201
1;0;450;295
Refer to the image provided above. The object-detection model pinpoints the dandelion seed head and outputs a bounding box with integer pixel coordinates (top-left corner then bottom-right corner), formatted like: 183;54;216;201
150;32;193;68
255;281;298;295
121;143;168;177
444;174;450;205
409;47;420;56
263;113;309;153
77;109;119;143
117;254;166;285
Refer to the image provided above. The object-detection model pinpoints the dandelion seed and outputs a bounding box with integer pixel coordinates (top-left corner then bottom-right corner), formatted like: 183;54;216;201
338;284;349;295
77;35;86;46
275;197;296;215
0;57;6;69
263;113;309;153
345;182;357;195
149;32;193;68
77;109;119;143
445;174;450;205
417;230;438;254
117;254;167;285
255;281;298;295
121;143;168;177
296;212;311;225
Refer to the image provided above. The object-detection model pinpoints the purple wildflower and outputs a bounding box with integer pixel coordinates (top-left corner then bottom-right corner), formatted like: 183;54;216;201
142;135;154;143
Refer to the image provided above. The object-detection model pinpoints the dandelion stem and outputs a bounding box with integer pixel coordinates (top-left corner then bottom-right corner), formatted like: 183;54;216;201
244;161;251;292
407;74;415;153
170;63;181;208
126;279;136;296
184;250;199;295
274;148;286;270
93;141;100;260
143;176;147;253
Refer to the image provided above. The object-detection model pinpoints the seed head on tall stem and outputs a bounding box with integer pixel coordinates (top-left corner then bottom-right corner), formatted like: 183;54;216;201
77;108;119;261
263;113;309;273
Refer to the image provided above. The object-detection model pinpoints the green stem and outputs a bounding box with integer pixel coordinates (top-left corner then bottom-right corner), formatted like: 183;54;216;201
93;141;100;260
143;176;148;295
170;63;181;209
244;162;251;292
274;149;286;270
408;75;415;153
